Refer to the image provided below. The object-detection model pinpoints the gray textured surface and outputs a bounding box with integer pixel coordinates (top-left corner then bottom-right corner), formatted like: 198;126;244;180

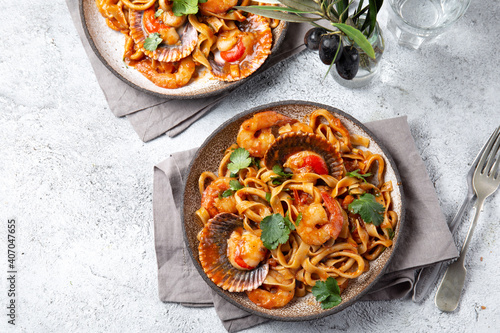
1;1;500;332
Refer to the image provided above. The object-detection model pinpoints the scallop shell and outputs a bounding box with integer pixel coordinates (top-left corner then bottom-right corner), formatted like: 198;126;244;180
264;132;345;179
209;14;272;82
198;213;269;292
128;10;198;62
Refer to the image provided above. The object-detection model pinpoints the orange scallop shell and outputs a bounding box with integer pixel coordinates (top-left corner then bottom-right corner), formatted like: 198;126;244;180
264;132;345;180
209;14;272;82
128;10;198;62
198;213;269;292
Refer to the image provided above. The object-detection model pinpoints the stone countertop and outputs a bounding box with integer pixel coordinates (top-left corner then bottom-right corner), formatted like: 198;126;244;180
1;1;499;332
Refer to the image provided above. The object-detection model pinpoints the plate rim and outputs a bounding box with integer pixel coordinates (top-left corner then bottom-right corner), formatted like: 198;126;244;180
79;0;289;100
181;100;406;321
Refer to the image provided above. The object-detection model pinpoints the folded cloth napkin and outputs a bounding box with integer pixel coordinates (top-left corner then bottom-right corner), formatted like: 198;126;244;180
153;116;458;332
66;0;308;141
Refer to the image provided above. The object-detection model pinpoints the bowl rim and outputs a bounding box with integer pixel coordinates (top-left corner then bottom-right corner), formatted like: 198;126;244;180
181;100;406;321
79;0;289;100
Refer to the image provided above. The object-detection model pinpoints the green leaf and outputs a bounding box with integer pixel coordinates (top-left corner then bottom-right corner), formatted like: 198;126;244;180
227;148;252;174
387;227;395;240
229;179;244;191
279;0;322;12
155;9;164;18
265;192;272;202
143;33;163;51
330;23;375;59
172;0;199;16
272;165;292;178
312;277;342;309
295;213;302;227
260;214;293;250
346;169;372;183
234;6;320;22
221;189;233;198
348;193;385;226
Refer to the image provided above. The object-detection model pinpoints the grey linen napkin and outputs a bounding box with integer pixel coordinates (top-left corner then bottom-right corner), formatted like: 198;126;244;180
66;0;308;141
153;116;458;332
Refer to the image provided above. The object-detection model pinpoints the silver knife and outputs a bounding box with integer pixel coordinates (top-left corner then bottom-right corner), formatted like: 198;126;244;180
412;138;489;302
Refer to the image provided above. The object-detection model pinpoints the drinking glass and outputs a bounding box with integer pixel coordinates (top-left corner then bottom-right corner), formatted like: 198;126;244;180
387;0;472;49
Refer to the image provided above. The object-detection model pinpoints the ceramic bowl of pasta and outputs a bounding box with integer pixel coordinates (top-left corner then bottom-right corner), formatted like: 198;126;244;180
182;101;405;320
81;0;287;99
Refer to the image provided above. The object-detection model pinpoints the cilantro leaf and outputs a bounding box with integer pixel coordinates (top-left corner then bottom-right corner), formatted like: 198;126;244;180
348;193;385;226
220;180;243;198
172;0;200;16
270;165;292;185
272;165;293;178
229;179;244;191
265;192;271;202
260;214;293;250
144;33;162;51
346;169;372;183
227;148;252;174
312;277;342;309
221;189;233;198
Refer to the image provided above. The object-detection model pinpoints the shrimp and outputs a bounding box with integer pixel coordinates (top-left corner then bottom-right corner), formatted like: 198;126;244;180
227;228;268;270
142;6;185;44
134;57;195;89
295;192;345;245
199;0;238;14
201;177;238;217
246;285;295;309
158;10;187;28
237;111;296;158
246;270;295;309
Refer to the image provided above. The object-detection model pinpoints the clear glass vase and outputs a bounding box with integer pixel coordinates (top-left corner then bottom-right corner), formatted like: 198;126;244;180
330;23;385;88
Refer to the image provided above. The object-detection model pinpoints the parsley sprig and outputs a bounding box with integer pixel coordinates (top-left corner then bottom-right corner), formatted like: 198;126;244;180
144;33;163;51
312;277;342;309
172;0;208;16
346;169;372;183
260;213;296;250
227;148;253;174
270;165;293;185
221;180;244;198
348;193;385;226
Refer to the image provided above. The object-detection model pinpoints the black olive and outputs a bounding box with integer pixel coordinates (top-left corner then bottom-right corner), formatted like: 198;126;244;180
318;34;343;65
304;27;327;51
335;46;359;80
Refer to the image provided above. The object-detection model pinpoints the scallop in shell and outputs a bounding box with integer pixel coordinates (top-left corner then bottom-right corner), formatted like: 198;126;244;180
209;14;272;82
264;132;345;179
198;213;269;292
128;9;197;62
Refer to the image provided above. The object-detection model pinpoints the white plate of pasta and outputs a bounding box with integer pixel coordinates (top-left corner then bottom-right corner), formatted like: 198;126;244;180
80;0;287;99
182;101;405;320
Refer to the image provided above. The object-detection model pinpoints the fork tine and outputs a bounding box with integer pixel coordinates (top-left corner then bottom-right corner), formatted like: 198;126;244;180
478;126;500;174
484;126;500;176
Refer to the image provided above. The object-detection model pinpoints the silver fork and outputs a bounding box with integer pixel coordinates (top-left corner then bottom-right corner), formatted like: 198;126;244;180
435;126;500;312
412;136;485;302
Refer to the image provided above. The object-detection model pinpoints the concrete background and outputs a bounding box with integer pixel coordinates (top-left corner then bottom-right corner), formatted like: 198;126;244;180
1;0;499;332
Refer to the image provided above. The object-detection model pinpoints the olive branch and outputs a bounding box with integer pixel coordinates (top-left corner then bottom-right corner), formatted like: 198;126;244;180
235;0;383;60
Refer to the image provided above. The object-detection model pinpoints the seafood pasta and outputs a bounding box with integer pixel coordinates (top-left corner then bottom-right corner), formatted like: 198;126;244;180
95;0;278;89
195;109;398;310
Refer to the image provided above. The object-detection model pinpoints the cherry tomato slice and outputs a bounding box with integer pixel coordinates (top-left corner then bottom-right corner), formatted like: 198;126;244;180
220;40;246;62
303;155;328;175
